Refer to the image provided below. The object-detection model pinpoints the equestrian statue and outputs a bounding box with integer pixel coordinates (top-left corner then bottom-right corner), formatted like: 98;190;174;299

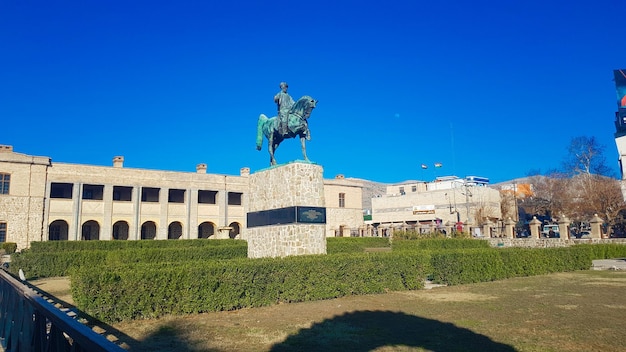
256;92;318;166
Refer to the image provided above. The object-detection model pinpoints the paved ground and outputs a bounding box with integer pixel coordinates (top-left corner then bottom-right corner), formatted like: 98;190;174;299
591;258;626;270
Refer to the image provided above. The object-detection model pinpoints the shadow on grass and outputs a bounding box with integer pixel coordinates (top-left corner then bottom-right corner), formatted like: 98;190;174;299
270;310;516;352
127;323;215;352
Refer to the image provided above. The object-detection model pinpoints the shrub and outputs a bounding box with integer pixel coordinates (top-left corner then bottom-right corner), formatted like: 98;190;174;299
1;242;17;254
392;238;489;251
576;243;626;260
430;246;593;285
28;239;247;253
71;251;430;322
326;237;390;254
11;244;248;279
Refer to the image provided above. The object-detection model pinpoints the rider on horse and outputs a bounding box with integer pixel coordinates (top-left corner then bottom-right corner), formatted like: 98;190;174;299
274;82;295;136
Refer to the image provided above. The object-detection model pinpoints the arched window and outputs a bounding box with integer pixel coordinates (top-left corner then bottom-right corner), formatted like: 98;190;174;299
141;221;157;240
168;222;183;239
198;222;216;239
228;222;241;239
112;221;129;240
81;220;100;240
49;220;69;241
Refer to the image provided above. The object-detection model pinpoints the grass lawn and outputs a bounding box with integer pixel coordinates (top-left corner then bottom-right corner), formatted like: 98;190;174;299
33;270;626;351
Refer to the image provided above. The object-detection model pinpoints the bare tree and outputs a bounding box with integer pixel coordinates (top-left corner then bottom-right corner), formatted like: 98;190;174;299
521;173;570;220
499;190;516;221
579;175;626;228
562;136;613;177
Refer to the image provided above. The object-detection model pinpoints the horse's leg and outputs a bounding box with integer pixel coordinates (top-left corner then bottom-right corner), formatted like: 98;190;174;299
269;134;277;165
300;136;309;162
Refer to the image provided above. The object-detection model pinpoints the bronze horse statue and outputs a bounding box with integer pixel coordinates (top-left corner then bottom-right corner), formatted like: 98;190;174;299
256;95;317;166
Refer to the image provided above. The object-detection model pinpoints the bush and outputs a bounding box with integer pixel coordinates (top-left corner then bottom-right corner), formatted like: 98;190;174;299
71;251;430;322
430;246;593;285
11;244;248;279
1;242;17;254
326;237;390;254
392;238;489;251
28;239;246;253
576;243;626;260
11;250;108;279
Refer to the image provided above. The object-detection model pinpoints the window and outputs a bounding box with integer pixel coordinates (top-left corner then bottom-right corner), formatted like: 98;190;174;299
228;192;242;205
113;186;133;201
0;222;5;242
82;184;104;200
50;183;73;199
0;174;9;194
49;224;61;240
339;193;345;208
399;187;405;195
411;185;417;192
168;189;185;203
141;187;160;202
198;190;217;204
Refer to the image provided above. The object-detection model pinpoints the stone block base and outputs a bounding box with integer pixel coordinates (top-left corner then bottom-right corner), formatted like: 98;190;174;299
247;162;327;258
247;224;326;258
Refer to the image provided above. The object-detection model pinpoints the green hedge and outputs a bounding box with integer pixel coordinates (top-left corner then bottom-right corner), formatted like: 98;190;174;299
1;242;17;254
576;243;626;260
27;239;247;253
392;238;489;251
11;245;248;279
326;237;390;254
430;246;593;285
10;250;108;279
71;252;430;322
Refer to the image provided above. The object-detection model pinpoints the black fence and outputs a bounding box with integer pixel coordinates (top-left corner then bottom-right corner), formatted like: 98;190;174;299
0;269;125;352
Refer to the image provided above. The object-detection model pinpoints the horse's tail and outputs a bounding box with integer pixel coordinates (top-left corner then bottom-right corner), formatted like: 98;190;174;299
256;114;267;150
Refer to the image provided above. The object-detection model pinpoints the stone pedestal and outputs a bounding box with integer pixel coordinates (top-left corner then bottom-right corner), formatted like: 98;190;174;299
590;214;604;239
504;217;516;238
246;162;327;258
529;216;542;239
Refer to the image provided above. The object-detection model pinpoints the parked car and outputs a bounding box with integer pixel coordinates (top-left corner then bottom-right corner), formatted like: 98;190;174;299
541;224;560;238
575;231;591;239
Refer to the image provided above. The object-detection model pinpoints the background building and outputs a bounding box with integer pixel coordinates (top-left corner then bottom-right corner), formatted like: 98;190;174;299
0;145;367;249
1;145;507;249
371;176;502;236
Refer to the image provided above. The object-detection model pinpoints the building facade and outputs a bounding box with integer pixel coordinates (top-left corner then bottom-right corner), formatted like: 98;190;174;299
0;146;366;249
370;176;502;236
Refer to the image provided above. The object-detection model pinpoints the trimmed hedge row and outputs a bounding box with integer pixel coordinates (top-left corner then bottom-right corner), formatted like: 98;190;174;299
575;243;626;259
326;237;390;254
430;246;593;285
392;238;489;251
11;245;248;279
71;252;430;322
28;239;247;252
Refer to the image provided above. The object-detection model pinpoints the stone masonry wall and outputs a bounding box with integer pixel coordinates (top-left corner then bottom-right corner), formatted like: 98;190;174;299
247;162;326;258
248;162;325;212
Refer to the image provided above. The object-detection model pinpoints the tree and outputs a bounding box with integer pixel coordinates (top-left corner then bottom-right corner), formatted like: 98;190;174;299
521;173;570;220
562;136;613;177
576;175;626;229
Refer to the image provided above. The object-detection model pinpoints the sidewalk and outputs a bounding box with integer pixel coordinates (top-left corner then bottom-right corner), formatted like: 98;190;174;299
591;258;626;270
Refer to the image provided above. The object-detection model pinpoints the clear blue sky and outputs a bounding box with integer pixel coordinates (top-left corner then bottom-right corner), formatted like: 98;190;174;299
2;1;625;184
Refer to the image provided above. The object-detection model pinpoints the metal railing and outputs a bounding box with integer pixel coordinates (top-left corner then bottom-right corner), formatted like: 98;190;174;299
0;269;125;352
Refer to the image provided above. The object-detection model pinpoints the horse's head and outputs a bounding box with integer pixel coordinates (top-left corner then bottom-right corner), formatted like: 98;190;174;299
291;96;317;119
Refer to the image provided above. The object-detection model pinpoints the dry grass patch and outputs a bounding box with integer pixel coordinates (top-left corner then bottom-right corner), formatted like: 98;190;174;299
29;271;626;352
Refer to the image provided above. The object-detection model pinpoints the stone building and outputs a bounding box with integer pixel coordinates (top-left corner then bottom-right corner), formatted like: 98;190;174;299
323;175;368;237
0;145;365;249
1;145;507;249
371;176;502;236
